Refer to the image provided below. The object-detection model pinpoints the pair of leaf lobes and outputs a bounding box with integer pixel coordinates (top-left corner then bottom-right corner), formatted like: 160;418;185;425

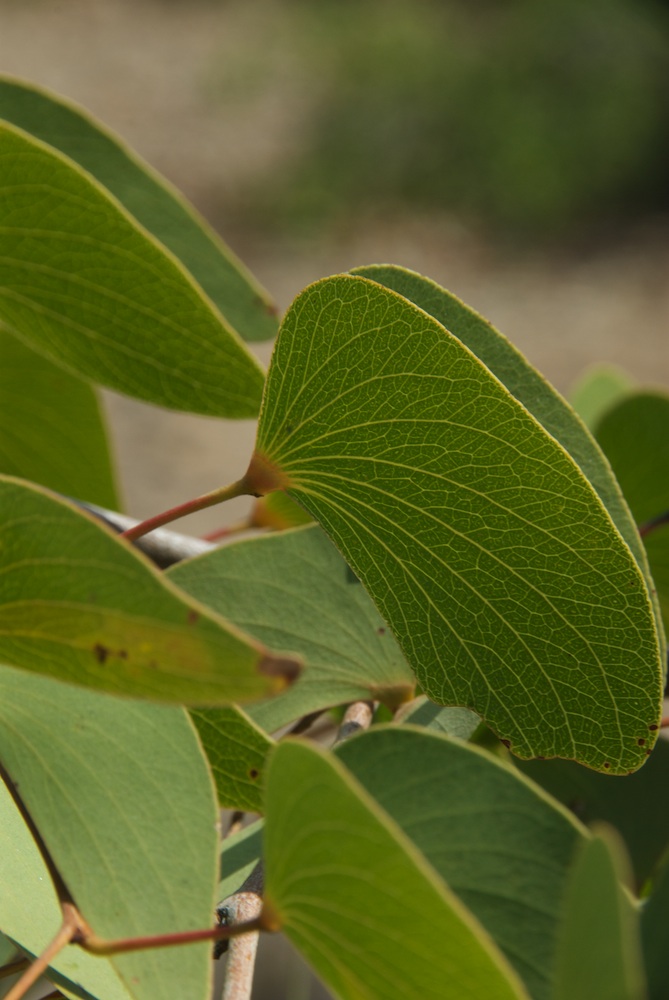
251;269;663;773
0;74;664;997
0;75;661;773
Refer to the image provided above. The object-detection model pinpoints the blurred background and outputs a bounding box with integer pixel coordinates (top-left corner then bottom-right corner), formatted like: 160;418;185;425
1;0;667;538
2;1;669;997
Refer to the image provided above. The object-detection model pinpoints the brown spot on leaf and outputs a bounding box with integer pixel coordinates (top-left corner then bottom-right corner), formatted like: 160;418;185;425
500;739;511;749
93;643;109;664
603;762;611;769
258;652;302;686
649;724;659;731
248;768;259;780
377;627;386;635
638;738;646;746
187;610;199;625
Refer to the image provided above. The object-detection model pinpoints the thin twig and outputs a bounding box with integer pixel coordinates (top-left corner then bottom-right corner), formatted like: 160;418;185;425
334;701;374;745
639;510;669;538
75;500;215;567
3;904;83;1000
220;892;263;1000
0;958;29;981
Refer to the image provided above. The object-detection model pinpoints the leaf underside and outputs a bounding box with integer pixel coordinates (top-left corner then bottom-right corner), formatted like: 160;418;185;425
0;121;264;417
0;665;219;1000
265;739;529;1000
254;274;662;772
0;476;293;704
0;75;278;343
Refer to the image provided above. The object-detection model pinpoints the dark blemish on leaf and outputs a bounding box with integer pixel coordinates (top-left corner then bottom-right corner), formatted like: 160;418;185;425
500;739;511;749
263;299;279;317
187;610;199;625
93;643;109;664
377;627;386;635
536;755;545;760
603;762;611;769
638;738;646;746
118;649;128;660
258;653;301;684
248;768;259;780
647;749;653;756
649;724;659;731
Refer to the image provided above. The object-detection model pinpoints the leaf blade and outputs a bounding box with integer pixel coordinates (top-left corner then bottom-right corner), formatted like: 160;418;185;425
0;75;278;343
0;327;119;508
0;476;297;703
0;121;264;417
0;665;219;1000
255;275;662;771
265;739;529;1000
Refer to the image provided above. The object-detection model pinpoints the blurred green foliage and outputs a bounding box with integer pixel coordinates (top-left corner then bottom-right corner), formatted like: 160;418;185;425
218;0;669;237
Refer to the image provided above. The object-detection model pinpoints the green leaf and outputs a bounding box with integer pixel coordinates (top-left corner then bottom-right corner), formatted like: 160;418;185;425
0;664;219;1000
0;327;119;508
217;820;263;902
353;265;664;660
264;739;529;1000
337;726;586;1000
0;771;133;1000
253;274;663;772
189;705;273;811
594;391;669;635
641;849;669;999
518;738;669;887
168;524;414;733
0;121;264;417
0;933;15;967
250;490;314;531
553;829;646;1000
0;476;298;703
395;696;481;740
569;364;634;430
0;76;278;344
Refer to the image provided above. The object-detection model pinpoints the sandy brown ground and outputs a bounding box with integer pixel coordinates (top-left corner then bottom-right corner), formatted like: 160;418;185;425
2;0;668;536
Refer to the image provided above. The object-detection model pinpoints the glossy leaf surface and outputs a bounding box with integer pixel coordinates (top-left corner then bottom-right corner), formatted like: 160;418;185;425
354;265;662;651
0;773;133;1000
337;726;585;1000
0;122;264;416
519;739;669;887
254;274;662;771
0;327;119;508
0;665;219;1000
169;524;414;733
190;705;273;811
553;830;645;1000
0;76;278;343
595;391;669;635
264;740;529;1000
0;476;294;703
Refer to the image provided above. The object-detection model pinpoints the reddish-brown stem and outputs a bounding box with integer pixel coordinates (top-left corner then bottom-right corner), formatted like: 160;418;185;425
3;904;83;1000
0;958;29;981
639;511;669;539
201;519;249;543
80;916;265;956
120;477;253;542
